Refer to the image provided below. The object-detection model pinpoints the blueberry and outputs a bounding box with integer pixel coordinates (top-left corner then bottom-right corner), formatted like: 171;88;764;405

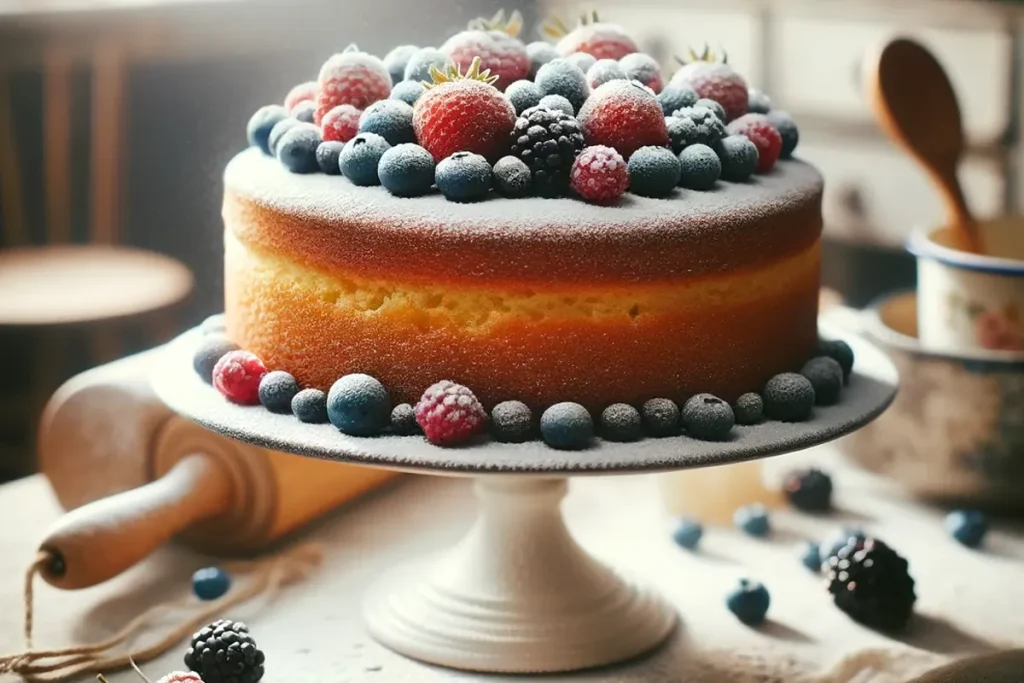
946;510;988;548
747;88;772;115
506;79;543;115
565;51;597;74
682;393;735;440
825;528;866;559
390;403;420;435
538;94;574;117
404;48;450;83
767;110;799;158
492;155;532;198
726;579;770;625
384;44;419;84
378;143;435;197
672;105;726;147
642;397;680;437
247;105;289;155
267;117;301;157
658;84;698;116
316;141;346;175
540;402;593;450
535;59;589;113
733;392;763;425
586;59;626;88
715;134;758;182
340;133;391;186
666;116;697;154
678;144;721;191
491;400;534;443
276;123;322;174
801;543;822;572
358;99;416;146
784;467;833;512
763;372;815;422
734;503;770;537
327;373;390;436
390;80;427;106
801;356;844;406
292;388;328;424
619;53;661;89
816;338;854;382
696;97;726;122
527;41;560;79
290;100;316;124
193;337;240;384
628;145;681;198
258;370;299;414
600;403;642;442
436;151;492;202
672;517;703;550
192;567;232;601
200;313;226;336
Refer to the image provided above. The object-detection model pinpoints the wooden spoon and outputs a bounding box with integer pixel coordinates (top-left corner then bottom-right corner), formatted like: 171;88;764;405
865;37;983;253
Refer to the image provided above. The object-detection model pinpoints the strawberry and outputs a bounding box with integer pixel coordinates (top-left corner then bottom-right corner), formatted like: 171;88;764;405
320;104;362;143
577;79;669;159
440;10;529;91
727;113;782;173
284;81;317;111
541;11;638;61
314;45;391;125
413;57;516;162
670;46;747;122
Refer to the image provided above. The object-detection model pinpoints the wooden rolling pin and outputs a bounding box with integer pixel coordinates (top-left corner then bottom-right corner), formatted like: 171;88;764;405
36;349;398;590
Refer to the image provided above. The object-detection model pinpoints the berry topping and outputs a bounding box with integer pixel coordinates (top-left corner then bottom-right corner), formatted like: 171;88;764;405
696;97;727;123
747;88;772;114
490;400;534;443
290;100;316;124
570;144;629;204
542;11;639;60
390;80;427;106
677;143;721;191
258;370;299;414
538;93;574;117
800;356;844;406
641;397;680;437
657;84;698;117
535;59;590;113
733;392;763;425
358;99;415;145
682;393;735;441
247;105;289;155
628;145;681;198
390;403;421;435
340;132;391;186
193;337;240;384
767;110;799;158
946;509;988;548
378;143;436;197
578;79;668;159
671;105;726;147
185;620;265;683
619;52;663;93
734;503;770;537
600;403;642;442
383;44;420;85
212;350;267;405
816;338;854;382
727;113;782;173
441;10;529;91
726;579;770;626
586;58;626;89
509;106;585;197
284;81;317;111
436;151;492;202
671;46;748;122
404;48;451;83
665;116;696;154
492;155;532;198
276;123;322;174
801;542;822;572
672;518;703;550
714;134;758;182
565;52;597;74
526;41;560;78
505;79;543;114
415;380;487;446
763;372;815;422
783;467;833;512
316;141;346;175
826;537;916;631
192;566;231;601
292;388;328;423
327;373;391;436
267;117;301;157
413;57;516;162
314;45;392;124
540;402;593;450
321;103;362;143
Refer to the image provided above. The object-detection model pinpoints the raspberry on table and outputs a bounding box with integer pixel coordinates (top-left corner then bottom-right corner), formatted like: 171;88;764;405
383;44;420;84
340;132;392;186
578;79;668;159
404;48;451;82
733;392;763;425
727;113;782;173
714;134;758;182
490;400;534;442
696;97;726;123
492;155;532;198
358;99;415;146
538;93;574;117
290;100;316;124
767;110;799;158
316;141;346;175
283;81;317;112
658;84;698;117
619;52;663;93
571;145;629;204
763;372;815;422
526;40;560;78
726;579;770;625
212;350;267;405
267;117;301;157
535;58;590;112
315;46;392;124
378;143;436;197
671;105;726;147
390;80;426;106
276;123;322;174
565;51;597;74
247;105;289;155
390;403;421;435
327;373;391;436
321;104;362;143
678;143;721;191
600;403;642;442
509;106;585;197
193;337;240;384
185;619;265;683
800;356;844;406
436;151;492;202
628;145;681;198
540;402;593;450
415;380;487;446
682;393;735;441
747;88;772;114
586;58;626;89
505;79;543;114
258;370;299;414
292;388;328;424
641;397;679;437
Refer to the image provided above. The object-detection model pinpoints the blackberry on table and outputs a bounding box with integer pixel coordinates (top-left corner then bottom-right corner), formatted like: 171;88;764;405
185;619;265;683
826;537;916;631
510;106;585;197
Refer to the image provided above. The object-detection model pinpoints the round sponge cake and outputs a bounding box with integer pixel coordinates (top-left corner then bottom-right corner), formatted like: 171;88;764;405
223;148;823;411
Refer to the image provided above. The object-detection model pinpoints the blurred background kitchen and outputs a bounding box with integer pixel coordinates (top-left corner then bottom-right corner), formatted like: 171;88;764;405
0;0;1021;481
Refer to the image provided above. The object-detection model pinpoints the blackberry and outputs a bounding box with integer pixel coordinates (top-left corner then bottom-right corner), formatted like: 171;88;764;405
184;619;265;683
510;107;585;197
826;537;916;631
783;467;833;511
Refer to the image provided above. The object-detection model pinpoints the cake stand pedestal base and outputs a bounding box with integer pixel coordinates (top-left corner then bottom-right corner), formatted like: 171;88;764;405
363;476;677;673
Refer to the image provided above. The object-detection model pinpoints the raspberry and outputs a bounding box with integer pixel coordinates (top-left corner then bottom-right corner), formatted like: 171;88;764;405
670;53;748;122
284;81;317;111
314;46;391;125
212;350;267;405
577;79;669;159
156;673;204;683
727;113;782;173
415;380;487;446
321;104;362;143
544;13;638;60
441;12;530;92
570;145;628;204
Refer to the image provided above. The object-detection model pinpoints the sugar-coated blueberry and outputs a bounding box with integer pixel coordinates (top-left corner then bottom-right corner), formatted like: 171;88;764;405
801;356;844;406
200;313;226;336
258;370;299;414
696;97;726;122
316;141;346;175
247;105;289;155
538;94;574;117
290;100;317;124
619;53;661;90
747;88;772;114
390;403;420;435
378;143;435;197
600;403;642;442
816;338;854;382
767;110;799;158
535;59;589;112
267;117;301;157
327;373;390;436
506;79;543;115
672;517;703;550
628;146;681;198
340;133;391;186
527;41;560;79
391;80;426;106
946;509;988;548
733;392;763;425
658;84;698;116
642;397;680;437
763;372;815;422
734;503;770;537
436;151;492;202
277;123;322;174
192;567;231;601
672;105;726;147
491;400;534;443
492;155;532;198
678;143;721;191
726;579;770;625
540;402;593;450
666;116;697;154
682;393;735;440
715;134;759;182
193;337;240;384
384;44;419;84
292;388;328;424
404;48;450;82
801;542;822;572
566;51;597;74
359;99;416;146
586;59;626;88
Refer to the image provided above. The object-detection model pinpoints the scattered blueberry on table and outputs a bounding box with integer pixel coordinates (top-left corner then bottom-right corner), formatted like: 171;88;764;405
192;567;231;601
800;542;822;572
946;509;988;548
734;503;771;537
726;579;770;625
672;518;704;550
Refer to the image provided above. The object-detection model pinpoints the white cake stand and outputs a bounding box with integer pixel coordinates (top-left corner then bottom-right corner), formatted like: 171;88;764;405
152;327;897;675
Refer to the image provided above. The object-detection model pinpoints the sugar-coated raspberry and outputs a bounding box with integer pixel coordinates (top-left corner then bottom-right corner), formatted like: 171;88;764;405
340;133;391;186
714;134;758;182
619;52;663;93
378;143;435;197
535;59;589;113
156;672;204;683
316;141;346;175
276;123;322;174
586;58;626;90
670;59;748;122
247;105;289;155
526;41;560;78
627;145;681;198
212;350;267;405
570;145;628;204
290;100;316;124
577;79;669;159
358;99;415;146
727;113;782;173
492;155;532;198
193;337;240;384
505;79;543;115
767;110;799;158
315;46;392;125
284;81;317;111
390;80;426;107
657;84;698;117
436;151;492;202
404;48;451;83
565;51;597;74
321;104;362;143
678;143;721;190
383;44;419;85
415;380;487;446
